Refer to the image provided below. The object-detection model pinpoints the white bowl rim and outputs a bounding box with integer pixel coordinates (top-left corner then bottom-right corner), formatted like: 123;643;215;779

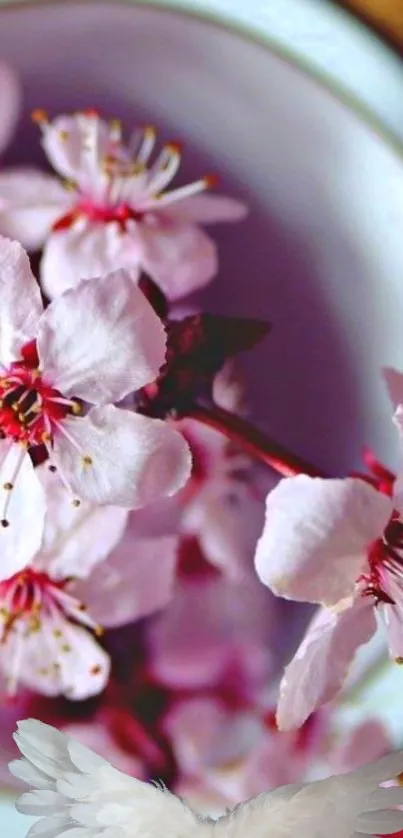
2;0;403;157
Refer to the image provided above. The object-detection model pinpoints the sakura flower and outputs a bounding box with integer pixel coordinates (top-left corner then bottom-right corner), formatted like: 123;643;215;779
0;236;191;527
0;466;179;699
254;473;403;728
0;111;247;300
178;363;268;581
165;696;391;809
147;564;275;695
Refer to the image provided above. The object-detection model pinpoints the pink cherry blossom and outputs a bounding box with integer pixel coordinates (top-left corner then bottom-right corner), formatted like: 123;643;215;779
0;63;20;161
0;236;191;526
254;473;403;727
0;111;247;300
178;363;270;581
0;466;179;699
164;696;391;809
147;568;276;695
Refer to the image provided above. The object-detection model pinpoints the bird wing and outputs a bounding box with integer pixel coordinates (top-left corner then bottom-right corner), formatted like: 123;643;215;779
9;718;206;838
215;750;403;838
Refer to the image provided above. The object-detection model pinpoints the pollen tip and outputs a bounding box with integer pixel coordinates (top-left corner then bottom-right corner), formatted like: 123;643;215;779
94;625;104;637
2;483;13;491
90;664;102;675
48;465;57;473
82;455;93;466
71;400;82;415
1;519;10;528
204;173;219;189
72;499;81;507
396;656;403;665
166;140;183;154
31;108;48;125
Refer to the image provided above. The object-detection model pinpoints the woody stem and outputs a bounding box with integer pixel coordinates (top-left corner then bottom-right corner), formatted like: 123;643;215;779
187;402;325;478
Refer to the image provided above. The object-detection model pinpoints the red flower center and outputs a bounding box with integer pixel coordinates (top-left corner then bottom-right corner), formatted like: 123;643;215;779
53;200;145;233
0;340;78;447
363;514;403;605
0;567;72;641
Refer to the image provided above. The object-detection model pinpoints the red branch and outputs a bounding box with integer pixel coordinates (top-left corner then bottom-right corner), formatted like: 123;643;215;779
188;403;325;478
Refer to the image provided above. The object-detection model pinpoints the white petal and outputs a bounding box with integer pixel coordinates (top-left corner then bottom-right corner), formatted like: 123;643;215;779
276;595;376;730
41;113;112;185
0;442;45;579
75;531;178;627
255;475;392;606
36;466;129;579
2;617;110;700
53;406;192;508
0;63;20;154
40;223;141;299
0;168;70;250
0;236;43;363
38;269;166;403
140;218;218;300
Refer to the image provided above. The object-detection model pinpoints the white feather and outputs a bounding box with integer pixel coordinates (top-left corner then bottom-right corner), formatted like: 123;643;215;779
10;719;403;838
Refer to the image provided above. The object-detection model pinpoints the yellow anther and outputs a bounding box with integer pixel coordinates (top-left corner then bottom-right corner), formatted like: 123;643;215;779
82;455;93;466
71;400;82;415
31;108;48;125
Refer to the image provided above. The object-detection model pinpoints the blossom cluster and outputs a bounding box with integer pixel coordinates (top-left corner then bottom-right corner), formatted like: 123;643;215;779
0;61;401;814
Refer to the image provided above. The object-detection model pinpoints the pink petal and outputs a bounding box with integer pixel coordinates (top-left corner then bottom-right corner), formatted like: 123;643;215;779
276;595;376;730
0;442;46;579
1;618;110;699
383;367;403;410
40;223;142;298
0;168;70;250
0;63;20;154
164;697;262;777
140;218;218;300
182;481;264;581
53;406;192;508
148;574;275;690
36;466;129;580
391;409;403;513
331;720;391;773
255;475;391;606
164;193;248;224
38;270;166;402
0;236;43;364
75;529;178;627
